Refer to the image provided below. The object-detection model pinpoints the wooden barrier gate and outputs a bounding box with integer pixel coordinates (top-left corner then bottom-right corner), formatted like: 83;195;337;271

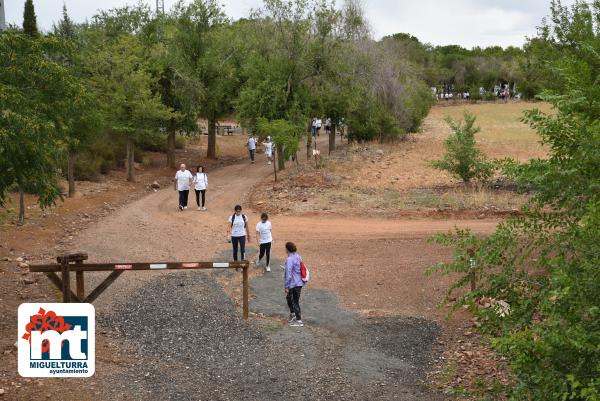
29;253;251;319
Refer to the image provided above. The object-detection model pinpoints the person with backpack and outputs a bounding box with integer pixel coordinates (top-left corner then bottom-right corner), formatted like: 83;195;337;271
255;212;273;272
193;165;208;211
227;205;250;261
284;242;305;327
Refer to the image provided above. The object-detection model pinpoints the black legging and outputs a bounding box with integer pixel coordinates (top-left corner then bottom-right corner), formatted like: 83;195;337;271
195;189;206;207
259;242;271;266
231;236;246;261
286;286;302;320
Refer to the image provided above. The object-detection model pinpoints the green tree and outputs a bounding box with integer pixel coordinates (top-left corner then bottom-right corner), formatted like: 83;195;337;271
255;118;303;173
52;4;101;197
22;0;38;37
431;112;493;184
237;0;332;169
53;4;75;38
85;34;172;181
0;33;82;224
173;0;236;160
157;65;201;168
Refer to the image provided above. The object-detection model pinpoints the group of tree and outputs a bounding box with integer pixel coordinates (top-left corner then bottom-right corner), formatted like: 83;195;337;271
1;0;435;223
432;1;600;399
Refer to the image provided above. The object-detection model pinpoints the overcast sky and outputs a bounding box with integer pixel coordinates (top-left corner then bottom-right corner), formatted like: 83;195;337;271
3;0;576;48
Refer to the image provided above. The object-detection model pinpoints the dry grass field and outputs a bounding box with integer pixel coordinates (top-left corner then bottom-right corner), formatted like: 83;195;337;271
253;101;553;216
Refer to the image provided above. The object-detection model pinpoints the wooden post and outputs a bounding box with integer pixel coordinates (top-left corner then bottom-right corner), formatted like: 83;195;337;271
242;265;249;320
76;271;85;300
273;147;278;182
61;256;71;303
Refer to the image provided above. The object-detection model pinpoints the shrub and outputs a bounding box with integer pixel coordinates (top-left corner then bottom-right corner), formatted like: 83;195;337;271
431;112;493;184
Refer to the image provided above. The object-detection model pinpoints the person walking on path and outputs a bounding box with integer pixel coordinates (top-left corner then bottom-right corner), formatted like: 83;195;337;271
316;118;322;136
284;242;304;327
174;164;193;211
255;212;273;272
227;205;250;261
247;134;257;164
263;136;273;165
193;165;208;211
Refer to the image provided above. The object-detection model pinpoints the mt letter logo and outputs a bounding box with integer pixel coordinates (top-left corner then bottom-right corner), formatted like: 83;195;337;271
18;303;95;377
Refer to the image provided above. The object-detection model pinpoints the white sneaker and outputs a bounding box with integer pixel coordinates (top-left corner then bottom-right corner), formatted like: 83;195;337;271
197;207;202;211
290;320;304;327
268;161;272;165
265;265;271;272
183;206;188;209
202;207;207;211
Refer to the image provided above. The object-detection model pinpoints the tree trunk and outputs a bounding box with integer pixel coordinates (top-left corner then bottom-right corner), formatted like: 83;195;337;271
306;134;312;160
273;147;278;182
207;117;217;159
277;143;285;171
17;185;25;226
166;130;176;168
126;138;135;182
329;124;336;155
67;149;76;198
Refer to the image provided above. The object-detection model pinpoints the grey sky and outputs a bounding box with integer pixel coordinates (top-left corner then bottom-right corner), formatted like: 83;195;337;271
3;0;575;48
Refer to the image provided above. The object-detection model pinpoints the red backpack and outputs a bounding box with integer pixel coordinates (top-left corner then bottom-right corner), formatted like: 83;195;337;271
300;260;310;283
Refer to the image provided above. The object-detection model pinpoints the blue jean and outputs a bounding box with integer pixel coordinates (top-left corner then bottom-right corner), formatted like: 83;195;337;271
231;236;246;261
178;190;189;208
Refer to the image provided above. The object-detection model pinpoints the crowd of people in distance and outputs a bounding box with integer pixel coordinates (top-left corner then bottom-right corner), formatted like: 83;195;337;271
171;140;305;327
434;84;517;102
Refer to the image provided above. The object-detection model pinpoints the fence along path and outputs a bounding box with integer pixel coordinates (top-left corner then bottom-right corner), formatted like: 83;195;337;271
29;253;251;319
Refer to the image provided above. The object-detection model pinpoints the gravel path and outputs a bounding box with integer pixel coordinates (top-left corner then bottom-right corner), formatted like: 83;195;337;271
89;248;444;400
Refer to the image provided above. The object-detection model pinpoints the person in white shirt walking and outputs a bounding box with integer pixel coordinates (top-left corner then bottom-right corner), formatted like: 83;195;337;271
263;136;273;165
247;135;257;164
316;118;322;136
227;205;250;261
193;165;208;211
255;212;273;272
174;164;193;211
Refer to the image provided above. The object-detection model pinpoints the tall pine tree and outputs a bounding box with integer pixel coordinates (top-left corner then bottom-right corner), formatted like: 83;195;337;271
54;4;75;38
23;0;38;37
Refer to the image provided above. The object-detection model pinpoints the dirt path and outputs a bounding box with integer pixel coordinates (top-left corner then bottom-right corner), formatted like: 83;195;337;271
64;145;499;400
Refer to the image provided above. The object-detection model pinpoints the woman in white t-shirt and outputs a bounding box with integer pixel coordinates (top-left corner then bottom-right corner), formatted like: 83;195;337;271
193;165;208;211
255;212;273;272
263;136;273;165
226;205;250;261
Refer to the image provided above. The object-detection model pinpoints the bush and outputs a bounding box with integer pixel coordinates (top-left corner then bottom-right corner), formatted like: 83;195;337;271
431;112;493;184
